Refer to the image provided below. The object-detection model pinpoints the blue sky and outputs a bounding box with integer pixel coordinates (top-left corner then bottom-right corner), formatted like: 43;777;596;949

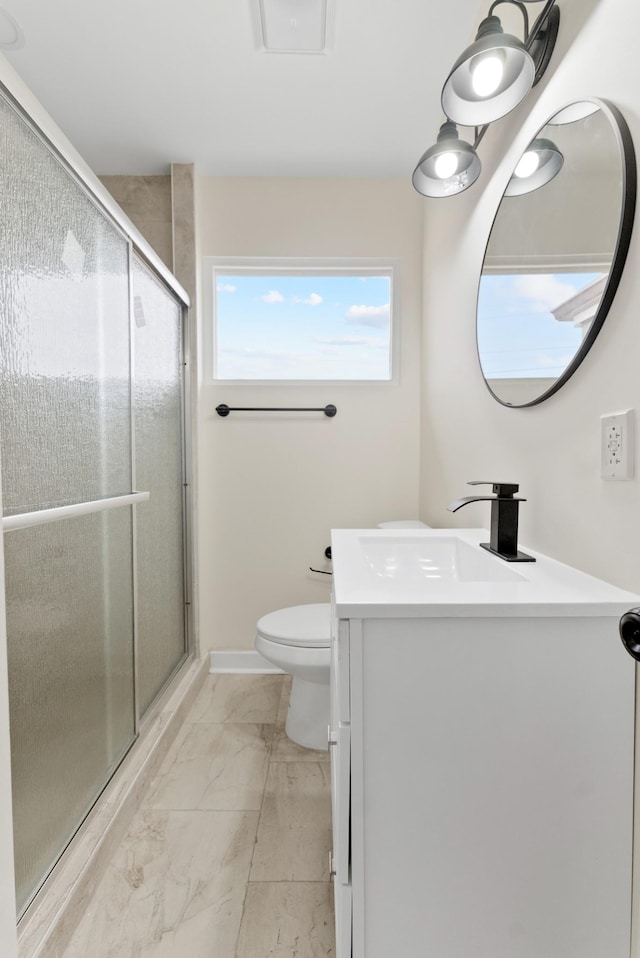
477;272;603;378
214;272;391;380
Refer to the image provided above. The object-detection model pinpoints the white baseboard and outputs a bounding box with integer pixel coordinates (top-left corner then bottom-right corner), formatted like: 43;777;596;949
209;650;285;674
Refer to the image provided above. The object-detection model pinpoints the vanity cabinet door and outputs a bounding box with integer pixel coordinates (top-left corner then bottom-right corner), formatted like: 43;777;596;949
330;720;352;956
353;615;634;958
329;722;350;882
329;610;352;957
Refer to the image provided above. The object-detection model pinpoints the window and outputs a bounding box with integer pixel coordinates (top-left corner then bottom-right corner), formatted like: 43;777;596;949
205;258;397;382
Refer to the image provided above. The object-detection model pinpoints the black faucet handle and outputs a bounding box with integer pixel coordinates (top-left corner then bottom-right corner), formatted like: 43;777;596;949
468;481;520;498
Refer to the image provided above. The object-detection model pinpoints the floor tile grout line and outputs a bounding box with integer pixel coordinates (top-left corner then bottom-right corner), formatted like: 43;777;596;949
246;716;278;881
234;709;279;958
231;820;261;958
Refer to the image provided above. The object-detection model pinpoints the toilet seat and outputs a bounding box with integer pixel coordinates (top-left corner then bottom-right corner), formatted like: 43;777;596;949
256;603;330;648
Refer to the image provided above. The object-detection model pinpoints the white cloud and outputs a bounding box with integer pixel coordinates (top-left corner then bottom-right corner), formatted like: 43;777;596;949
345;303;390;328
216;283;237;293
512;275;578;314
261;290;284;303
292;293;323;306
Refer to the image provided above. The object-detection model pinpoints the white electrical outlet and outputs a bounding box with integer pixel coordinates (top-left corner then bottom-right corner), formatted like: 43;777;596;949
601;409;634;480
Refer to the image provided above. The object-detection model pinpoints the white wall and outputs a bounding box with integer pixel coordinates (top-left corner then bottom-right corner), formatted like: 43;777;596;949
196;177;423;651
419;0;640;595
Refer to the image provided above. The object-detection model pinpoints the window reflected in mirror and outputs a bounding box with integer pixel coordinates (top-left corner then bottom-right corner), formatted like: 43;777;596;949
477;100;635;407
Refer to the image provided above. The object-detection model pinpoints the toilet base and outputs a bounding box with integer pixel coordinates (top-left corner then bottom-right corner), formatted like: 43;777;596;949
285;675;329;750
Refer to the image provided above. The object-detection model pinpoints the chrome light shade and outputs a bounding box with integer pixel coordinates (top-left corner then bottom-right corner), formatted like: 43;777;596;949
412;122;481;197
504;137;563;195
441;15;535;126
442;0;560;126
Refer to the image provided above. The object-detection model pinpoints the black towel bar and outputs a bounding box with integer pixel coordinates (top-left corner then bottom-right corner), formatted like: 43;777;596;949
216;403;337;418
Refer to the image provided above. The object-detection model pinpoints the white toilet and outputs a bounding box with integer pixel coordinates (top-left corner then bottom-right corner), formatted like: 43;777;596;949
254;520;429;749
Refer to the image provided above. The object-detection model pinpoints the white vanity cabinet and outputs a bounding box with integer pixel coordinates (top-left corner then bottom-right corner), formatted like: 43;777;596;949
329;529;639;958
328;610;351;956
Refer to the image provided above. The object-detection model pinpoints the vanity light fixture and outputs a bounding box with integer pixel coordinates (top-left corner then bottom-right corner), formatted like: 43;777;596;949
412;0;560;197
504;135;563;195
412;121;482;197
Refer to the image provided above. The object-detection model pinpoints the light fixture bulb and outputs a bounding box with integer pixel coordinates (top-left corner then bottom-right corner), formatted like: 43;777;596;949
434;151;459;179
514;150;540;179
505;138;563;196
412;122;482;197
470;52;504;98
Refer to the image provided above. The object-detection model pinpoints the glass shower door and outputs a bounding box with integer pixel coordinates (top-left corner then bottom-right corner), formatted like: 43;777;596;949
0;93;136;914
132;256;187;716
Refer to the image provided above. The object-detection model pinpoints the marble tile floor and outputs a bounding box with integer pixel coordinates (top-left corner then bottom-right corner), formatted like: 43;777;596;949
58;673;335;958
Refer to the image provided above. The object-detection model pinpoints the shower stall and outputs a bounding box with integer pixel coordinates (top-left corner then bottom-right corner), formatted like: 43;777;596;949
0;83;192;918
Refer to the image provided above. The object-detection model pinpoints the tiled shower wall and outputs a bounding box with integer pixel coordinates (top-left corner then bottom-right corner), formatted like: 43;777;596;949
99;175;173;270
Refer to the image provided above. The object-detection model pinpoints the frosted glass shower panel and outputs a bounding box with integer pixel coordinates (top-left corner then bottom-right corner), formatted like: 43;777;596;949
5;509;136;913
0;94;131;516
132;256;186;714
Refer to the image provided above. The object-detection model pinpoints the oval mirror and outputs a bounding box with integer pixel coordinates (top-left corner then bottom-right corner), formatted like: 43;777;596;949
477;99;636;407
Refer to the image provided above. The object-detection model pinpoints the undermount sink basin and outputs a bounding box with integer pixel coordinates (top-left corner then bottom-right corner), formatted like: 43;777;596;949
358;535;525;584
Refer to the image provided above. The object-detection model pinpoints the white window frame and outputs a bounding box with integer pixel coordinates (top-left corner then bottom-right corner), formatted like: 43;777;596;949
203;256;400;385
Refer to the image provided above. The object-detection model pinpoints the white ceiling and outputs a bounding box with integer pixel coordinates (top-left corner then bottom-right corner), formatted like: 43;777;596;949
0;0;485;177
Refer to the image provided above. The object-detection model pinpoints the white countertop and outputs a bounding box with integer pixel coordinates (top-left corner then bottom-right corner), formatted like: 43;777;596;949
331;528;640;618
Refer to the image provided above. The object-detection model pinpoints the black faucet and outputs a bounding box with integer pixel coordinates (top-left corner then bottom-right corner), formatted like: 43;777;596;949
447;481;535;563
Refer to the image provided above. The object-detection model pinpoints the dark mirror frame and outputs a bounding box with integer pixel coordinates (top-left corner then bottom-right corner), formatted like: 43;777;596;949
476;98;637;408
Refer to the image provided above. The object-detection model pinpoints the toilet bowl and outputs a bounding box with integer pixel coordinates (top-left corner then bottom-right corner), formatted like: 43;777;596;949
255;520;430;750
255;603;331;749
